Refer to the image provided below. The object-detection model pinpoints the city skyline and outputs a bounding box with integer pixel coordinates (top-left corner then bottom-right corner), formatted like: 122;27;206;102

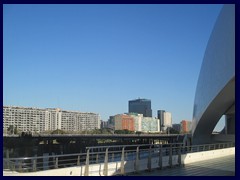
3;4;224;131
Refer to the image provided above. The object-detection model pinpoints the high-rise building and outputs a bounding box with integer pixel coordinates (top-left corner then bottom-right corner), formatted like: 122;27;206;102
163;112;172;128
157;110;165;131
3;106;100;133
157;110;172;132
129;98;152;117
107;116;115;129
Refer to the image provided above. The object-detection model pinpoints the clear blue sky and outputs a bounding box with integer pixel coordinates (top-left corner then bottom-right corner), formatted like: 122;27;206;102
3;4;224;130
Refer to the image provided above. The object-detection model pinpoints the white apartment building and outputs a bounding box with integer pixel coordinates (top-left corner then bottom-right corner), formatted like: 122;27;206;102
3;106;100;133
61;111;100;132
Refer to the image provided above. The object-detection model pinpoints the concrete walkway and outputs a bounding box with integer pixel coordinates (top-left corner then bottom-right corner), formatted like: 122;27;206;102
128;155;235;176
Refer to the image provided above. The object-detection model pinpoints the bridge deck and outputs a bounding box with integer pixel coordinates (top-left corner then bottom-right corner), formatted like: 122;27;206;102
128;154;235;176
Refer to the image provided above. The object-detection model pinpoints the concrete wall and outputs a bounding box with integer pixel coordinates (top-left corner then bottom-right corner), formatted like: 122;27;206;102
183;147;234;164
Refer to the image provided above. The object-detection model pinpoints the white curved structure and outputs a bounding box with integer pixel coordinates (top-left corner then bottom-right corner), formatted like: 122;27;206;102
192;4;235;144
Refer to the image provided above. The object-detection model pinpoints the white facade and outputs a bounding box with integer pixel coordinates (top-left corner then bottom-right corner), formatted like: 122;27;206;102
142;117;160;133
162;112;172;131
3;106;100;133
128;113;143;132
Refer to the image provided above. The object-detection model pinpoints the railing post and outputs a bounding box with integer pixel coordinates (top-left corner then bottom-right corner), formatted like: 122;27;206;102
125;151;128;160
12;161;15;171
169;144;172;168
18;160;23;172
147;145;152;171
32;159;37;172
158;145;162;169
55;157;58;169
183;144;187;154
96;153;99;164
77;155;80;166
112;153;114;162
178;145;182;166
6;149;10;170
103;148;109;176
197;145;200;152
120;147;125;175
84;149;90;176
135;146;139;173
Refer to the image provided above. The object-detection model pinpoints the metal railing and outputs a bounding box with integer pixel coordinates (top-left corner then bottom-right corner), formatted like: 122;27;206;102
3;142;235;175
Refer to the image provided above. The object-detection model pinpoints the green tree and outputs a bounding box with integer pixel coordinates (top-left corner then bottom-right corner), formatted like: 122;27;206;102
14;126;18;134
114;129;134;134
51;129;66;134
7;125;14;135
169;127;180;134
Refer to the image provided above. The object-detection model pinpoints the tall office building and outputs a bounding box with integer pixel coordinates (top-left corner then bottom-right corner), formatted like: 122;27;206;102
157;110;172;132
129;98;152;117
157;110;165;131
163;112;172;129
107;116;115;129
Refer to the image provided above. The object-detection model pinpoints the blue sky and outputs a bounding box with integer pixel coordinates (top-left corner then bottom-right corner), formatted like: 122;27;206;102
3;4;224;130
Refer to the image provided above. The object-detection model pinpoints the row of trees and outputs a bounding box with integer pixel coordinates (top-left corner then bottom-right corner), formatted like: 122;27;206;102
6;125;18;135
48;128;180;135
41;128;135;135
5;126;180;136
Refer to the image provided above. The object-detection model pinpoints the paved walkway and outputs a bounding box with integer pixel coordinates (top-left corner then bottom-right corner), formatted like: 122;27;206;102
128;155;235;176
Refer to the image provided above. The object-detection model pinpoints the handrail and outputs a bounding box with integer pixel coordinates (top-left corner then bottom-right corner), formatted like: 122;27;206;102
3;141;235;174
4;134;182;138
86;142;184;150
